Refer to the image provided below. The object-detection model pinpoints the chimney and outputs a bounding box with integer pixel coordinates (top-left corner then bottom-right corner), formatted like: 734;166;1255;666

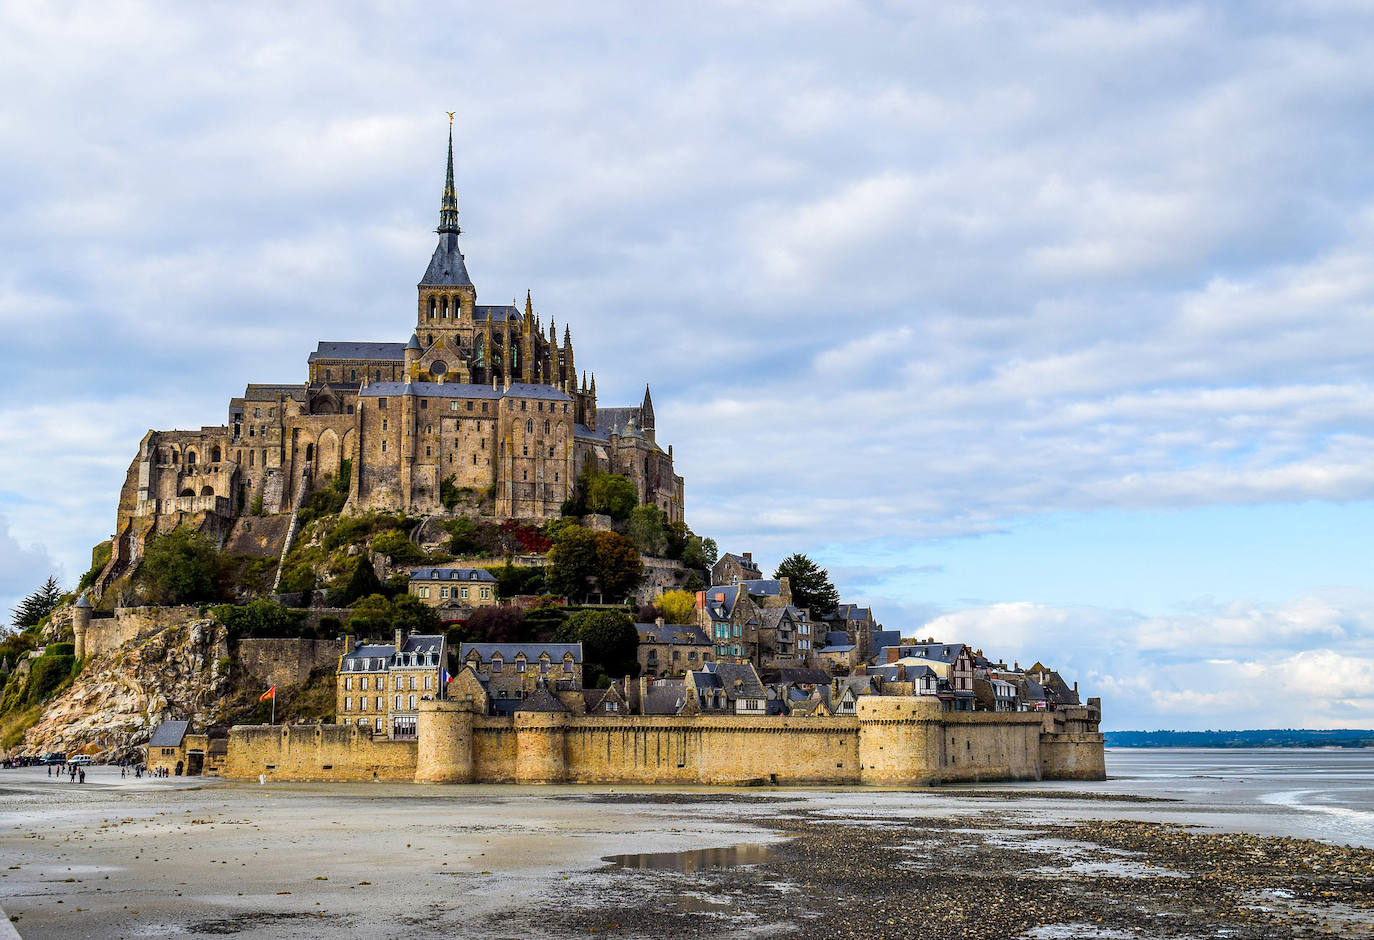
1073;681;1078;694
395;628;405;652
886;647;898;664
639;675;650;714
742;552;752;563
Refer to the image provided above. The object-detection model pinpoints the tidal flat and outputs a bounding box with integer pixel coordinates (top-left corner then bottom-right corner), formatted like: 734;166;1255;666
1;750;1372;939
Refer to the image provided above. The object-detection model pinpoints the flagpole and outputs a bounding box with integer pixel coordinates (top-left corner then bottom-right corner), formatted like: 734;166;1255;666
271;692;275;726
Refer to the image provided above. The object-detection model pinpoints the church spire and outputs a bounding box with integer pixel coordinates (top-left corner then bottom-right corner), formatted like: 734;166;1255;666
437;117;461;235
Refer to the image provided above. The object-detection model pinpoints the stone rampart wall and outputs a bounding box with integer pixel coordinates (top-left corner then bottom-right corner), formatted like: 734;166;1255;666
223;724;417;781
86;605;201;657
236;638;344;691
223;701;1105;786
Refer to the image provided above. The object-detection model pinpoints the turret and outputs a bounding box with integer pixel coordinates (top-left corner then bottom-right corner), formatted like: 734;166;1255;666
405;333;422;379
73;593;92;659
641;384;655;443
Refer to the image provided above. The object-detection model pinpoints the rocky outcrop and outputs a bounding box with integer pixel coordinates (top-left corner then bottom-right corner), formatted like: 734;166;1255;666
19;619;231;762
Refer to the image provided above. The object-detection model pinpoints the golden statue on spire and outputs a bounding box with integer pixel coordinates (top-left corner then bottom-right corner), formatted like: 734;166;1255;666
446;111;455;125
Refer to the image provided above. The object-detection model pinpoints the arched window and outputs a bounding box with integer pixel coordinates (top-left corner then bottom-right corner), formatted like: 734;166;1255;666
186;450;197;467
543;420;550;434
475;335;485;367
426;334;433;346
441;297;448;319
179;488;195;497
525;418;533;433
211;445;221;462
408;694;417;709
375;370;381;382
200;485;214;497
394;694;402;709
429;297;436;320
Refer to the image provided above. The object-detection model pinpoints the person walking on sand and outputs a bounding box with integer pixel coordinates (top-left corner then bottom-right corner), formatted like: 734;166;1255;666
78;767;85;784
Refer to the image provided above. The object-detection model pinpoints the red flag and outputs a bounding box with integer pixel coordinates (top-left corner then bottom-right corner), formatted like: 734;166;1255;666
259;686;276;702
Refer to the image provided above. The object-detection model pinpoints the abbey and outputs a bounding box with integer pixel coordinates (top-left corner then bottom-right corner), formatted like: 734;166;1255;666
104;129;683;581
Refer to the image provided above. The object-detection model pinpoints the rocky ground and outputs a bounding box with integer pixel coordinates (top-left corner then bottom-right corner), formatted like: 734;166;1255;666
17;620;231;763
499;796;1374;939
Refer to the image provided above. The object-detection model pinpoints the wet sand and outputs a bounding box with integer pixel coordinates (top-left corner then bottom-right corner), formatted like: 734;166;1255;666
1;763;1371;938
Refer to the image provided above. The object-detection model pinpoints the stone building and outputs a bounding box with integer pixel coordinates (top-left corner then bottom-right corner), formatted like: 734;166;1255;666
407;567;499;610
458;642;583;704
336;632;450;739
711;551;762;585
95;126;684;597
636;619;714;677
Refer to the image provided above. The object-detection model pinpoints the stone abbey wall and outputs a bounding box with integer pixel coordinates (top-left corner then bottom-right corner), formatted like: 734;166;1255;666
226;696;1105;786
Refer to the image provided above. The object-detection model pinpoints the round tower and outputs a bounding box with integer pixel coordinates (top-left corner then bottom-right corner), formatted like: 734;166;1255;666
415;700;475;783
404;333;422;378
73;593;92;659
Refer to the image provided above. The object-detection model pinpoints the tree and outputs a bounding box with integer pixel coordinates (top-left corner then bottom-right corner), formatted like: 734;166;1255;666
464;606;527;643
587;471;637;520
137;529;222;604
546;525;599;599
11;576;63;629
683;535;718;570
774;553;840;617
334;555;384;607
565;608;639;687
657;589;696;625
522;601;569;641
211;599;302;638
346;594;394;635
593;531;644;602
371;529;424;564
391;593;441;635
627;506;668;557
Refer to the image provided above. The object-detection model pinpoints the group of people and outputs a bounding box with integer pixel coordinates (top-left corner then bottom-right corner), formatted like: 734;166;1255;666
48;762;85;783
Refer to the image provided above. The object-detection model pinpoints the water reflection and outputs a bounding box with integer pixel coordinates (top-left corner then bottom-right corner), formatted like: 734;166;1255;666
602;842;773;873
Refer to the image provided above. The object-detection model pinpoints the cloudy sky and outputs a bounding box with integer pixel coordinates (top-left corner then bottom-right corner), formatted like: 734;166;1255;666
3;1;1372;730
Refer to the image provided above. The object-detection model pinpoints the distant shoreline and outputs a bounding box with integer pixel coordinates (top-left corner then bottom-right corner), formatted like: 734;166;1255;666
1106;729;1374;749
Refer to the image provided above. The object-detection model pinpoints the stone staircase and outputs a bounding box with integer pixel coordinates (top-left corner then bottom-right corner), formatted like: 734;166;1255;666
271;461;313;593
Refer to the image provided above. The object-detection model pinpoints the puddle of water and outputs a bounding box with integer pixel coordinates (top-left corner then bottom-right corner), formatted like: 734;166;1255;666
602;843;773;873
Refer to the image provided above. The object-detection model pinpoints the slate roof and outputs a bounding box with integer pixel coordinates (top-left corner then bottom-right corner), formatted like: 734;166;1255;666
149;720;189;748
420;232;473;287
461;642;583;664
870;630;900;653
823;631;851;647
308;341;407;363
739;579;783;597
514;683;569;713
768;667;832;686
692;662;766;700
642;682;687;715
409;567;499;583
472;304;518;323
636;623;711;645
399;635;444;656
341;643;397;669
898;643;968;665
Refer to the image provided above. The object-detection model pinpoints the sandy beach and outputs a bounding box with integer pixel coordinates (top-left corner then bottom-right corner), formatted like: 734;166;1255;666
1;752;1372;939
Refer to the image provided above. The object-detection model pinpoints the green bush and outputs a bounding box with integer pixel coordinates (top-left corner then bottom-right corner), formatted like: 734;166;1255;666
371;529;424;564
440;475;462;511
44;642;76;658
211;600;307;638
279;563;317;595
136;528;223;604
25;654;76;704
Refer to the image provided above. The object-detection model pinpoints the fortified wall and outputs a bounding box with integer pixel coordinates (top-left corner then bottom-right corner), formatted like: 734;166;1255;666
224;697;1105;786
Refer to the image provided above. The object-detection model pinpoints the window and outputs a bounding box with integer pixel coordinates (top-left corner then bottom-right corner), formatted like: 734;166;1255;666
466;401;474;412
376;698;383;712
522;446;528;457
424;675;432;691
381;419;388;431
540;660;549;674
325;369;332;381
425;446;431;456
381;440;387;453
375;370;381;382
563;659;573;673
375;717;383;731
520;401;527;412
516;660;526;673
395;677;402;691
480;587;491;600
481;402;488;413
351;370;357;381
378;398;387;410
492;659;502;674
344;697;352;711
526;419;533;433
345;677;353;691
361;676;369;690
409;676;416;690
460;587;469;600
451;401;458;411
544;420;550;434
439;586;450;599
418;586;430;598
408;694;417;709
395;694;402;709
